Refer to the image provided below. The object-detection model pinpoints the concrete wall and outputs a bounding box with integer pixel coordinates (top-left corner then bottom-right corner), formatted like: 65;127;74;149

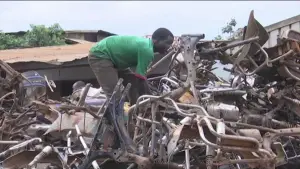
65;30;116;42
65;32;98;42
97;34;107;41
264;15;300;48
32;66;95;81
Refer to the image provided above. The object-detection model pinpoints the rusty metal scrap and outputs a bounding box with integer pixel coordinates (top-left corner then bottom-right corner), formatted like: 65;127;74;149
2;9;300;169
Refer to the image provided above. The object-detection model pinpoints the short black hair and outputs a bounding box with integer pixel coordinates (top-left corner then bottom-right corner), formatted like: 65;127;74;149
152;28;174;45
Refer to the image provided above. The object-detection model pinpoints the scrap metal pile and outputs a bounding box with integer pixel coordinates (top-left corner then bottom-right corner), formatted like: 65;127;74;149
1;10;300;169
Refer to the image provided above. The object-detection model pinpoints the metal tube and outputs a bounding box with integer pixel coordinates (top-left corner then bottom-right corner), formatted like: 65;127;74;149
75;125;100;169
150;103;157;157
176;102;210;116
66;131;84;155
77;83;92;106
193;126;257;152
199;85;242;93
159;77;179;87
181;34;205;38
147;50;176;74
0;91;15;102
164;98;195;117
238;42;269;76
133;113;143;142
28;146;53;168
198;117;260;149
269;49;294;63
185;140;191;169
283;65;300;81
147;75;166;81
137;115;161;125
0;140;21;145
200;36;259;54
129;93;171;115
0;138;42;158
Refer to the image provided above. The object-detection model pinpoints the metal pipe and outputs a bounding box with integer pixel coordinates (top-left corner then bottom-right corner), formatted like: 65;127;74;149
133;113;143;142
159;77;179;87
200;36;259;54
269;49;294;63
238;42;269;76
147;75;166;81
163;98;195;117
66;131;84;155
28;146;53;168
176;102;210;116
147;50;176;74
0;91;15;102
150;103;157;157
200;87;242;93
0;138;42;158
75;125;100;169
137;116;161;125
77;83;92;106
129;93;171;115
185;140;191;169
0;140;21;145
181;34;205;38
192;126;256;152
283;65;300;81
198;117;260;149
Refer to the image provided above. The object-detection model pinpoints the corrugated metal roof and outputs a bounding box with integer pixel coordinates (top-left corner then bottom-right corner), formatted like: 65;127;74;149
0;43;95;64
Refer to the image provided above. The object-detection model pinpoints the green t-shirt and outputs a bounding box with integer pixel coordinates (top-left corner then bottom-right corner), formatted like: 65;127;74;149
89;35;154;78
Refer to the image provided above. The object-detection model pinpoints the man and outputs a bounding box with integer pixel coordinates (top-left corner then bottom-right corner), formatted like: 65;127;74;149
88;28;174;105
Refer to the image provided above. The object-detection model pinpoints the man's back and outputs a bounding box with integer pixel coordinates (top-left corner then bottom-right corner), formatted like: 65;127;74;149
89;35;154;70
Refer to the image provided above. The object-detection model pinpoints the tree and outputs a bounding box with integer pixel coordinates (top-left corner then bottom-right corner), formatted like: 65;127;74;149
214;18;242;41
25;23;65;47
0;32;28;50
0;23;66;50
214;35;223;40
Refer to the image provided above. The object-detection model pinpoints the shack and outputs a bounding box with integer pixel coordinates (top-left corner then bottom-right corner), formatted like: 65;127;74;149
0;30;172;99
1;42;96;99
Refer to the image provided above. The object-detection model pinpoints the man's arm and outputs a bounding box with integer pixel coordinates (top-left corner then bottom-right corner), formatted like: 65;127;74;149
135;47;154;80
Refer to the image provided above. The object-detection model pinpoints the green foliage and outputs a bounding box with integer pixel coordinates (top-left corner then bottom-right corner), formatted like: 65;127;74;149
0;32;28;50
221;18;237;34
215;18;241;41
214;35;223;41
0;23;66;50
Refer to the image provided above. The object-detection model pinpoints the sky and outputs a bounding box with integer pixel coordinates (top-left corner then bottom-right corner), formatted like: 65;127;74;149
1;1;300;40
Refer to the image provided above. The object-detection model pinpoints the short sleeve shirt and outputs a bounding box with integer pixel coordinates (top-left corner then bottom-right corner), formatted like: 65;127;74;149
89;35;154;78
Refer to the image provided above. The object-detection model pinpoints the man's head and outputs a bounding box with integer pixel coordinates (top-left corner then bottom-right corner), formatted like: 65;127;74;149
152;28;174;54
72;81;86;92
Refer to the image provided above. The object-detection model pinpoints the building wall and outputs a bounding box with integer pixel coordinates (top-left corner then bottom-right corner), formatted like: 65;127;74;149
97;34;107;41
65;32;98;42
264;15;300;48
65;30;116;42
65;33;85;40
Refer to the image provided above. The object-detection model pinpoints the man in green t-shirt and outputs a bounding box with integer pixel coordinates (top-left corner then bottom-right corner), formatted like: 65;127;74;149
88;28;174;105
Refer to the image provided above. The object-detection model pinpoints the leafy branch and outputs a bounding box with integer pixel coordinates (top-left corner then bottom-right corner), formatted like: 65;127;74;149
214;18;242;41
0;23;66;50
